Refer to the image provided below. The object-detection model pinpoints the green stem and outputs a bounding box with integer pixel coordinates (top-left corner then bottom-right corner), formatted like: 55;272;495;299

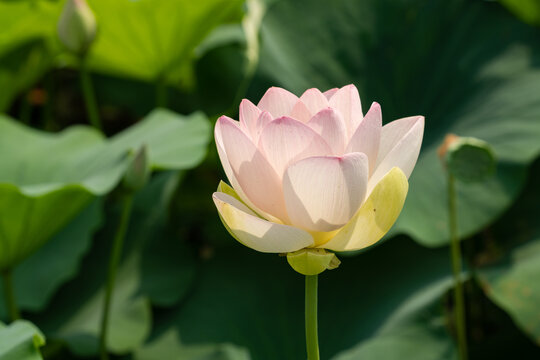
2;269;20;322
99;195;134;360
448;174;468;360
305;275;320;360
155;77;168;108
80;56;102;131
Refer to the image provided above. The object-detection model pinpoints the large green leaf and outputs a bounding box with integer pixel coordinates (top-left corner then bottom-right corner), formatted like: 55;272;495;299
0;200;102;317
0;109;210;269
85;0;244;86
477;158;540;346
479;238;540;347
333;278;455;360
500;0;540;26
0;1;59;58
0;320;45;360
151;237;454;359
135;328;251;360
249;0;540;247
32;171;185;356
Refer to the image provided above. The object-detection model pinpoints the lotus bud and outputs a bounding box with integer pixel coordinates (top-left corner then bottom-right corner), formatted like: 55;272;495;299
439;134;495;183
57;0;97;55
123;145;150;191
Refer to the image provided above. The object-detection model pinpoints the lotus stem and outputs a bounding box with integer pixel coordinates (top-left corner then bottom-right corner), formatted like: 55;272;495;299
305;274;320;360
2;268;20;322
80;56;102;131
448;173;468;360
99;194;134;360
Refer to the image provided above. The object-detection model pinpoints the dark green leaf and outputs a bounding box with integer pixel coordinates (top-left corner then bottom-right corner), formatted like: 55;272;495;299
0;200;102;316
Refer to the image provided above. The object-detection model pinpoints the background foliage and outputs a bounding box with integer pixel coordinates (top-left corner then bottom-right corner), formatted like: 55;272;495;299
1;0;540;359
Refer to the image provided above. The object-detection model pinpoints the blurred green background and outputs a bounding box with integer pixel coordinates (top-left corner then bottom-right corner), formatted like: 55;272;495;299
1;0;540;359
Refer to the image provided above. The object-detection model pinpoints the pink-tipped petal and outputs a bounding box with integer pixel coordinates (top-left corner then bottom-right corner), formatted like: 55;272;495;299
368;116;424;194
218;116;289;222
283;153;369;232
290;100;312;123
299;88;329;116
213;192;314;253
323;88;338;100
329;84;363;134
307;108;347;155
257;87;298;118
346;102;382;174
258;116;333;177
239;99;261;140
251;111;273;143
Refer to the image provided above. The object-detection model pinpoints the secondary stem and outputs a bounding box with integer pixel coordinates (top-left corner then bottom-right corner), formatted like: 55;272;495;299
448;174;468;360
2;268;20;322
80;56;102;131
99;195;134;360
305;275;320;360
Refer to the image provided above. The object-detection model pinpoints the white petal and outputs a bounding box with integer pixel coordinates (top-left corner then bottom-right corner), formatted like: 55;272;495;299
299;88;329;115
307;108;347;155
239;99;261;140
213;192;314;253
369;116;424;194
346;102;382;174
218;116;289;222
257;87;298;118
258;116;333;177
320;167;408;251
329;84;363;134
283;153;369;232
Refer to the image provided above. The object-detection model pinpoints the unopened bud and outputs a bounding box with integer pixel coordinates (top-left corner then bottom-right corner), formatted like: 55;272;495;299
57;0;97;55
286;248;340;276
123;145;150;191
439;134;495;183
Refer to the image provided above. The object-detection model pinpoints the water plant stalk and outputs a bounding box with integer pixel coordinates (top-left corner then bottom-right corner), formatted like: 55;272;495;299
80;56;102;131
305;274;320;360
448;173;468;360
99;194;134;360
2;268;20;322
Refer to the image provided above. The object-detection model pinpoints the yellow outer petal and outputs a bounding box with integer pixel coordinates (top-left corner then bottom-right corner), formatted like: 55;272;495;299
213;183;314;253
319;167;409;251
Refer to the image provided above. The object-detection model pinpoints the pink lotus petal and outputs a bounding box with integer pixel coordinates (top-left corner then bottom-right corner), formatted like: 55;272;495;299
257;87;298;118
323;88;338;100
258;116;333;177
368;116;424;194
218;116;289;222
299;88;329;116
307;108;347;155
213;192;313;253
283;153;369;232
290;100;312;123
346;102;382;174
329;84;363;135
239;99;261;140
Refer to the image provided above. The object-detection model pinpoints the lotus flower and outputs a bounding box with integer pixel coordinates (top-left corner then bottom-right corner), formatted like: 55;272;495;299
213;85;424;253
